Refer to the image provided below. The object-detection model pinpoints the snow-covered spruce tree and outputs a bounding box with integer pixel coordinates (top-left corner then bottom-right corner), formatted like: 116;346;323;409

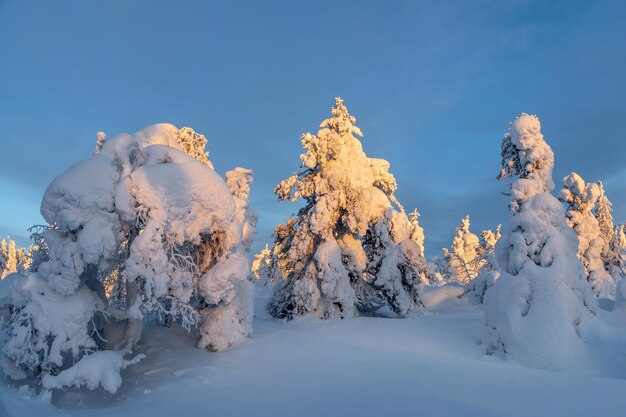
0;240;8;278
225;167;258;252
596;181;615;246
478;224;501;266
609;224;626;281
595;182;625;281
408;209;426;257
268;98;427;320
0;239;18;279
0;124;254;393
15;248;31;273
443;215;482;284
484;114;597;369
559;173;615;298
614;225;626;311
252;244;274;283
461;225;502;304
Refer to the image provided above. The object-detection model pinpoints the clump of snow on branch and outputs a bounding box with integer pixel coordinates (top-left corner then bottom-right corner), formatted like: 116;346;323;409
268;98;428;320
42;351;144;394
485;113;598;370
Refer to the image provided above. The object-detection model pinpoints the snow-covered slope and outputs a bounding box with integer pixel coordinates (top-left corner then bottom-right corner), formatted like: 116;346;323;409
2;293;626;417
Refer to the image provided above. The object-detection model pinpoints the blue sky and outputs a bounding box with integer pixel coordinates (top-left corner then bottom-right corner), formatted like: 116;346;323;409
1;0;625;257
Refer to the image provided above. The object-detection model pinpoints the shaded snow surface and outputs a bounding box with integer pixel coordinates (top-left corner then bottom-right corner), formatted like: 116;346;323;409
2;295;626;417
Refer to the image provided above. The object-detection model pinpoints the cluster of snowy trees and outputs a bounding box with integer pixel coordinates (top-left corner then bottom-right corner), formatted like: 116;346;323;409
482;114;625;369
428;150;625;305
251;105;625;369
440;216;501;284
1;98;625;395
0;124;255;394
559;175;624;298
0;238;30;279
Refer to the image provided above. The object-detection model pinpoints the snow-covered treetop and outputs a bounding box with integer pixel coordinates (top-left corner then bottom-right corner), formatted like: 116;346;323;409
408;209;425;255
498;114;555;211
274;97;400;237
176;127;213;169
560;172;600;215
444;215;482;283
225;167;257;251
319;97;363;137
480;224;501;253
595;181;615;244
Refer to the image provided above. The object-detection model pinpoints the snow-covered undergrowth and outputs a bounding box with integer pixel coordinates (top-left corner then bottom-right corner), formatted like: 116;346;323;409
2;294;626;417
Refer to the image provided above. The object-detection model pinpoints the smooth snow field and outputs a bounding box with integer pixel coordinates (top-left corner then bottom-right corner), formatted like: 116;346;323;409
2;294;626;417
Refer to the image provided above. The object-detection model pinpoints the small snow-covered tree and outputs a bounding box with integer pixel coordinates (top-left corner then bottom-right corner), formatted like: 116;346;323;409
0;124;255;393
268;98;427;320
485;114;597;369
0;239;18;279
0;240;8;278
559;173;615;298
408;209;426;257
594;182;625;281
609;224;626;282
16;247;31;274
478;225;501;264
252;244;274;282
443;215;482;284
595;181;615;246
461;225;501;304
225;167;258;252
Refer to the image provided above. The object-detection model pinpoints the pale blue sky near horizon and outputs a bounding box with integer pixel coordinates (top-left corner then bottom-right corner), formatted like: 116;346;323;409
1;0;625;257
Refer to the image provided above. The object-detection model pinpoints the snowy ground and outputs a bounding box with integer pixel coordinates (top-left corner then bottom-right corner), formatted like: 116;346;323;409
2;293;626;417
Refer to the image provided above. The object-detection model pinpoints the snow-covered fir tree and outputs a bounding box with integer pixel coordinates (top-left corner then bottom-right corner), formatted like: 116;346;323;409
225;167;258;252
443;215;482;284
485;113;597;369
15;247;31;274
252;243;273;282
460;224;502;304
268;98;428;320
559;173;615;298
609;224;626;281
594;182;625;281
0;124;255;393
408;209;426;257
478;224;501;266
0;239;19;279
0;240;8;278
595;181;615;246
